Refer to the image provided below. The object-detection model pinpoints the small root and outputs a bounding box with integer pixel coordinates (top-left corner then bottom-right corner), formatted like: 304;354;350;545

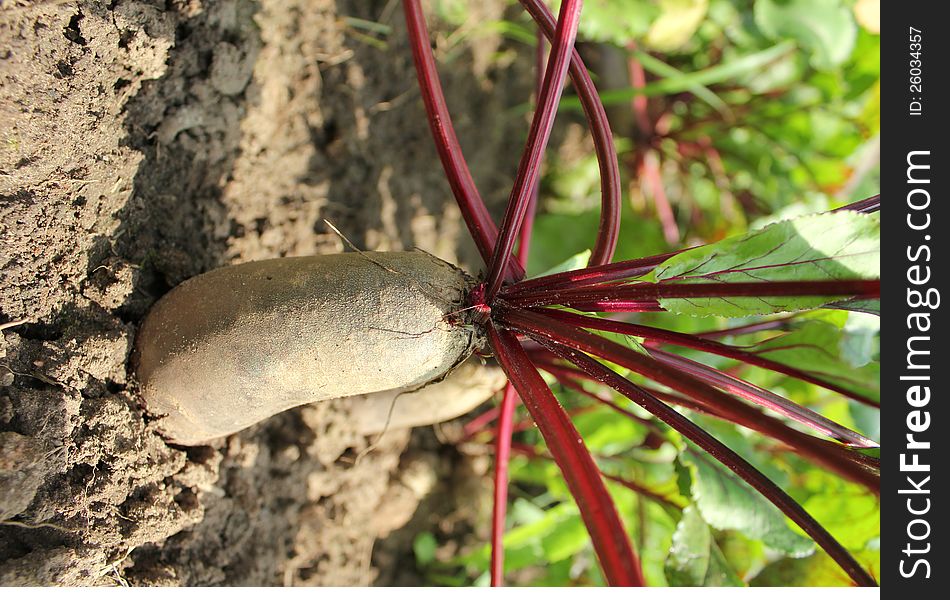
323;219;401;277
366;324;438;339
353;388;407;465
0;318;30;331
324;221;473;312
0;519;78;533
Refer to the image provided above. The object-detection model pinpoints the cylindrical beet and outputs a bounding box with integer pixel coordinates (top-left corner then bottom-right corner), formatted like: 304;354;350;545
134;251;479;445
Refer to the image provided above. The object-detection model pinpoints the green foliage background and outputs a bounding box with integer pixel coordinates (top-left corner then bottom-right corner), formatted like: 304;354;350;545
420;0;880;586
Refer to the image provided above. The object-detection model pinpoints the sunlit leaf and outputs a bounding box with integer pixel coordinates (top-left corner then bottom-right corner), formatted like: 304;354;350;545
574;0;659;45
717;531;768;581
826;298;880;316
454;503;581;571
751;548;880;586
561;42;795;109
541;515;590;563
849;402;880;442
644;0;708;52
649;211;879;317
853;0;880;34
636;499;681;586
800;491;880;551
573;407;647;455
534;249;592;278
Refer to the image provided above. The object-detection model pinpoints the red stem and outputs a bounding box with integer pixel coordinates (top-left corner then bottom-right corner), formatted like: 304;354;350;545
641;149;680;245
626;42;653;139
497;308;876;586
563;300;664;313
647;347;876;447
545;357;880;491
833;194;880;214
401;0;524;279
490;384;519;586
500;307;880;491
493;44;549;577
519;0;622;267
463;405;501;439
508;443;685;510
694;316;796;339
503;249;684;297
532;308;878;407
515;30;548;266
602;473;685;510
487;324;644;586
485;0;584;300
502;279;881;308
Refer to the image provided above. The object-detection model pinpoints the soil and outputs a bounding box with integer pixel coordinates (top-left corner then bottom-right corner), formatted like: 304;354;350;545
0;0;534;585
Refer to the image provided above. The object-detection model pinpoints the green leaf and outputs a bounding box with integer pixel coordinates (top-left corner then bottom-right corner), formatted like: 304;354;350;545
540;515;590;563
754;0;858;70
849;402;880;442
638;40;793;93
750;320;880;405
453;503;583;571
741;51;805;94
840;312;880;367
751;548;880;586
413;532;438;566
826;298;880;316
636;499;681;586
573;407;648;455
680;447;815;557
533;249;591;279
644;0;708;52
717;531;768;581
509;497;547;525
560;42;795;110
596;327;650;360
665;505;745;586
800;491;879;550
575;0;659;46
649;211;879;317
528;204;668;276
476;19;537;46
633;50;729;116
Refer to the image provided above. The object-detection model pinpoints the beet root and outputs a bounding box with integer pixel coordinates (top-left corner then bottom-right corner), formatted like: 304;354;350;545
134;251;481;445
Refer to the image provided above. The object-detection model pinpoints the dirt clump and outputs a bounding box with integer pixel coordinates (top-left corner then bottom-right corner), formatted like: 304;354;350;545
1;0;527;585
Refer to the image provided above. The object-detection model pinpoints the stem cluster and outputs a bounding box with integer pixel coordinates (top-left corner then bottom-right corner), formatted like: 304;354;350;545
402;0;880;587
